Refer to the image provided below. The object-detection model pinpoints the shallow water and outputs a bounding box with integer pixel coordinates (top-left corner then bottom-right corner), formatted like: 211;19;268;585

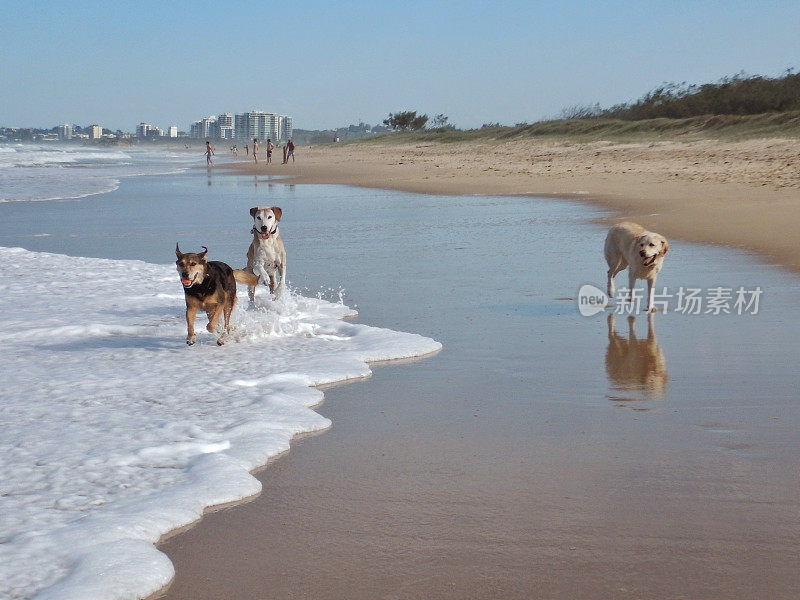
0;171;442;600
2;169;800;599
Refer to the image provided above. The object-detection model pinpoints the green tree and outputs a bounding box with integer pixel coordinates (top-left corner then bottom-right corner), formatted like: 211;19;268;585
383;111;429;131
431;113;450;129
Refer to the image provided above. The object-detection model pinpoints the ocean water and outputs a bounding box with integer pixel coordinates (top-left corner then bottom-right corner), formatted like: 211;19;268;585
1;151;799;599
0;143;198;203
0;155;440;599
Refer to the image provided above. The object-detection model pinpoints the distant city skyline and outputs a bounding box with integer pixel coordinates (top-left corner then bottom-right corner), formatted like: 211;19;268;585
188;111;294;141
2;1;800;131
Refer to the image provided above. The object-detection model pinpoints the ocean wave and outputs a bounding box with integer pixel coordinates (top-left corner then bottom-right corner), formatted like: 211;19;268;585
0;145;196;202
0;175;120;203
0;247;440;600
0;147;132;168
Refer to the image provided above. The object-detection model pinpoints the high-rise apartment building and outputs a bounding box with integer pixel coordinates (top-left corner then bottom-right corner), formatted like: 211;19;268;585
202;116;217;139
233;111;292;141
234;114;247;140
190;117;218;139
266;113;280;141
58;124;73;140
89;125;103;139
168;126;178;138
279;115;293;140
191;111;292;140
235;111;267;140
217;113;234;140
136;123;150;138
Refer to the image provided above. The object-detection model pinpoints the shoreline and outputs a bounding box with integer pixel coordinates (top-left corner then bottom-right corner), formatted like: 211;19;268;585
152;348;441;550
153;141;800;599
155;180;800;599
217;136;800;272
148;352;442;600
0;169;448;600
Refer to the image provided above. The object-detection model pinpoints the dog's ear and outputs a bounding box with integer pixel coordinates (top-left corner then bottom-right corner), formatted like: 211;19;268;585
250;207;258;218
660;239;669;256
175;243;182;258
199;246;208;262
271;206;282;221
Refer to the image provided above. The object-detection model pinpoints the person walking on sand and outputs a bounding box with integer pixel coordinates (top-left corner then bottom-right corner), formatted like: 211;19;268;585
266;138;275;164
286;139;295;163
245;143;249;156
205;140;215;166
252;138;259;164
282;143;287;164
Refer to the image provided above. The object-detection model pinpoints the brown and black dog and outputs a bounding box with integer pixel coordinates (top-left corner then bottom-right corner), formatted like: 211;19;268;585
175;244;258;345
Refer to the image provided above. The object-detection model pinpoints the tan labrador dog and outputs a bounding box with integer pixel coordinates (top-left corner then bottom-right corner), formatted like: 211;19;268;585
246;206;286;301
604;222;669;312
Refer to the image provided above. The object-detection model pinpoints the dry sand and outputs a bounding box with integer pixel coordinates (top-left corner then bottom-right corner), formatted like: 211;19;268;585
224;137;800;272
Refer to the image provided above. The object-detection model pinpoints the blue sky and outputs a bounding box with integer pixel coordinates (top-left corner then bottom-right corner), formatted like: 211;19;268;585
2;0;799;131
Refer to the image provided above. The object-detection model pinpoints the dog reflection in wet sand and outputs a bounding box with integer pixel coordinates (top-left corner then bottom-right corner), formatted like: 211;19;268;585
605;313;668;399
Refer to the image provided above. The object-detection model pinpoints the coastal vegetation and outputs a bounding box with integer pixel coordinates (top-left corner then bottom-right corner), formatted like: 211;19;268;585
357;70;800;143
568;70;800;121
360;111;800;143
382;111;429;131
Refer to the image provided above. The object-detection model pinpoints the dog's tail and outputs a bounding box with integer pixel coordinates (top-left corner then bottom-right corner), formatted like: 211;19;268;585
233;269;259;286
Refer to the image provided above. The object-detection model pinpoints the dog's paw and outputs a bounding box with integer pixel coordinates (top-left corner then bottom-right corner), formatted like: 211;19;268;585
216;335;226;346
186;335;196;346
270;283;286;298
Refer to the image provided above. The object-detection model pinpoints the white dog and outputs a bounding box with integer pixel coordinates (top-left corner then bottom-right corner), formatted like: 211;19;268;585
246;206;286;301
604;222;669;312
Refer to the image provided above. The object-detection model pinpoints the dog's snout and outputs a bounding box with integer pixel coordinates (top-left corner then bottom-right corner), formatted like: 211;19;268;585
639;250;647;257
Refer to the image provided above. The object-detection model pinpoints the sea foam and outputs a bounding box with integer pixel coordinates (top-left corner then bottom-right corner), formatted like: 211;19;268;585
0;246;441;599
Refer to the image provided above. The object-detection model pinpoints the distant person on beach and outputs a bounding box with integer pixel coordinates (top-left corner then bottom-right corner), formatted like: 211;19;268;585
266;138;275;164
252;139;259;164
205;140;215;166
245;143;249;156
282;144;287;164
286;139;295;163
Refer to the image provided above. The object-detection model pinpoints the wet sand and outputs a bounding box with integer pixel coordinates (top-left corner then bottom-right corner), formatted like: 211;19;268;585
221;137;800;272
158;186;800;600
